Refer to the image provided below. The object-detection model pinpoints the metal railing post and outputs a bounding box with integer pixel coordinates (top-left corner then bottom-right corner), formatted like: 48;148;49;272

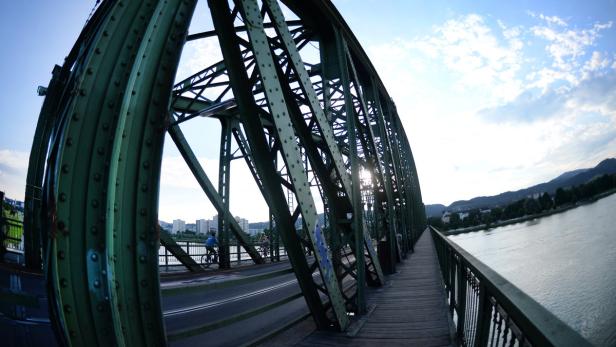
475;283;493;347
457;259;467;340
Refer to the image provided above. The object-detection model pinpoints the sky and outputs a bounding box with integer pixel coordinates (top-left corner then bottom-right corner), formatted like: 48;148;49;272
1;1;615;223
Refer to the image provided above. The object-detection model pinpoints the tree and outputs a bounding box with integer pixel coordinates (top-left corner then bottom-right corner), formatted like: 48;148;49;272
427;216;443;229
554;188;570;206
449;213;461;229
538;192;553;211
524;198;541;215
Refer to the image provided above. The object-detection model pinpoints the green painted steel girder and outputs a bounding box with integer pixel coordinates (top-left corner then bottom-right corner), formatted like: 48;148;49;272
28;0;427;344
167;124;264;264
41;0;197;345
238;0;349;329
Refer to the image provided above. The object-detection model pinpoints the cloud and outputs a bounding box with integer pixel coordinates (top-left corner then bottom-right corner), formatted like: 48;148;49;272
0;149;29;172
528;12;568;27
530;20;612;73
480;70;616;123
158;154;271;223
410;14;524;102
365;12;616;205
175;37;224;83
0;149;29;201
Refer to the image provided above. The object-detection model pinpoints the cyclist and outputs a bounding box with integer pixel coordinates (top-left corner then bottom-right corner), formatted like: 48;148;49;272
261;235;270;257
205;231;218;263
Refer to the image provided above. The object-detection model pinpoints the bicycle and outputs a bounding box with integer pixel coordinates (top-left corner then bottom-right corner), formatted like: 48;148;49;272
200;248;218;268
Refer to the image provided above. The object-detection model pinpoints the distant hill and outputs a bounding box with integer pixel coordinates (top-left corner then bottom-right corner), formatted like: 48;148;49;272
425;204;446;218
425;158;616;217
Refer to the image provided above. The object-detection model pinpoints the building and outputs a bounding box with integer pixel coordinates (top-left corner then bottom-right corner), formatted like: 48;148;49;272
212;214;219;231
441;211;451;224
235;216;249;234
172;219;186;234
196;219;215;234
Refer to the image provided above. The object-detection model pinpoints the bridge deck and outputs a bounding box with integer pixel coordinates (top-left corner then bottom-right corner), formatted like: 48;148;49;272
266;230;453;347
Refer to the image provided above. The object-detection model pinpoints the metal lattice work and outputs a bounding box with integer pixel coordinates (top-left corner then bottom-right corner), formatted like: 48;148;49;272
24;0;426;345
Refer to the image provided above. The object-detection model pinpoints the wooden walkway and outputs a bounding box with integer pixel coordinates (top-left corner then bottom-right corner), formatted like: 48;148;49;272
281;231;453;347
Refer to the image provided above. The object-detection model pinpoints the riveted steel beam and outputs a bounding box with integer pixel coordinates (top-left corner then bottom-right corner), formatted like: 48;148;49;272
167;124;263;264
264;0;384;309
238;0;349;329
207;0;332;329
29;0;428;343
41;1;197;345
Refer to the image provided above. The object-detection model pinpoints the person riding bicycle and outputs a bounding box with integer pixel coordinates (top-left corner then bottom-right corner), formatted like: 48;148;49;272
261;235;270;257
205;231;218;262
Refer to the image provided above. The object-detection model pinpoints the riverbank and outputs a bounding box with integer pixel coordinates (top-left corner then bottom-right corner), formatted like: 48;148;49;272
443;189;616;236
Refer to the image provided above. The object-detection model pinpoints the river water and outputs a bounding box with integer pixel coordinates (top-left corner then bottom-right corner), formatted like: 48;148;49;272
448;193;616;346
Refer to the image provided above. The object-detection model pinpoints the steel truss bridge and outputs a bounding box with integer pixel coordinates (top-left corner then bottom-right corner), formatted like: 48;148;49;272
16;0;429;345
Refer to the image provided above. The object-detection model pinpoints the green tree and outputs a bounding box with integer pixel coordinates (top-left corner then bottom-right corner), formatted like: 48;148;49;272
538;192;553;211
554;188;570;206
524;198;541;215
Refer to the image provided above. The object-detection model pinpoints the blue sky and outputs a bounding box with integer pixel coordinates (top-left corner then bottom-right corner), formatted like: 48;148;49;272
1;1;615;222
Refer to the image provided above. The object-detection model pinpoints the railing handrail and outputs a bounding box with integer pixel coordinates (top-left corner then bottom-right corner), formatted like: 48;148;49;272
430;226;590;347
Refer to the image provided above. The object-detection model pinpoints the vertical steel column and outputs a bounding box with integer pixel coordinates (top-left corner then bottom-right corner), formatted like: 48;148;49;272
208;0;338;329
24;65;62;271
237;0;349;328
338;39;398;273
43;1;197;345
167;125;263;264
218;120;232;269
264;0;383;304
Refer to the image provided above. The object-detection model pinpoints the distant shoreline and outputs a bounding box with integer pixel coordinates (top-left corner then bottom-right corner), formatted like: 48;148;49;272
443;189;616;236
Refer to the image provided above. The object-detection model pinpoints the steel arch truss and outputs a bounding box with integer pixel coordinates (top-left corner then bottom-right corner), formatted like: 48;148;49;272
27;0;426;344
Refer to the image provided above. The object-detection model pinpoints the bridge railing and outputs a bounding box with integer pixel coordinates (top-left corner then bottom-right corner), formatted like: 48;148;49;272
159;241;288;271
430;226;590;347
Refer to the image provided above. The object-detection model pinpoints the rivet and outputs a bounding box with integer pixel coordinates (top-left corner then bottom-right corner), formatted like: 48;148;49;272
92;199;99;208
64;305;72;313
93;280;101;288
59;193;66;202
60;278;67;287
91;253;98;261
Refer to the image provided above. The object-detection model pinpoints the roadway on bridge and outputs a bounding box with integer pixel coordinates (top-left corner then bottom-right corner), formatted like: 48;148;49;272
162;260;311;346
0;259;312;346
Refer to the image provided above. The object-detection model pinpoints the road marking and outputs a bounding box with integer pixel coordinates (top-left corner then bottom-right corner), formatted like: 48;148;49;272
164;276;309;317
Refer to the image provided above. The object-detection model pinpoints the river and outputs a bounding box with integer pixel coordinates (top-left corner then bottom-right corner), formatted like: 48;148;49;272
448;193;616;346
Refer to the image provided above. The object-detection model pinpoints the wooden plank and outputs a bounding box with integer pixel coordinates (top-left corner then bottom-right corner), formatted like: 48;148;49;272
295;231;453;346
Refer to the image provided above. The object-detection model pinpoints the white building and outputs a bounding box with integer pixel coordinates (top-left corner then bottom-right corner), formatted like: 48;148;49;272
172;219;186;234
235;216;249;233
212;214;219;231
441;212;451;224
196;219;215;234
